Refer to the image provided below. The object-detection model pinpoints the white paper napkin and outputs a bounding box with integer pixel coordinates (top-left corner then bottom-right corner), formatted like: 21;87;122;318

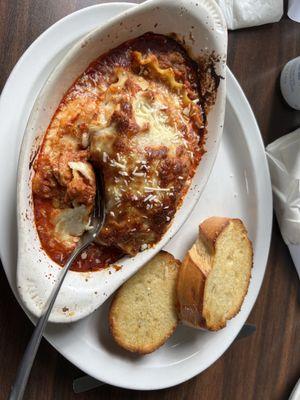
288;0;300;23
266;128;300;278
215;0;284;30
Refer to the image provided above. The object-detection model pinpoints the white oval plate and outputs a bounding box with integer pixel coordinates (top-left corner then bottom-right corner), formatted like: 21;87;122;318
0;2;272;390
17;0;227;323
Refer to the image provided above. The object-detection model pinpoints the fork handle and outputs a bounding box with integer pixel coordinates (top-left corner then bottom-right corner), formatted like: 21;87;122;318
8;242;89;400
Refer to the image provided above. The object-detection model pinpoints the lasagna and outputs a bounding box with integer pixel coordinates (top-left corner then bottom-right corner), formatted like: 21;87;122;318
32;32;213;272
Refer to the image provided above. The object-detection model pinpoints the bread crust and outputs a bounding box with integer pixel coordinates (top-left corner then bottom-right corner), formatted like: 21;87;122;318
177;217;253;330
176;253;207;328
199;217;230;247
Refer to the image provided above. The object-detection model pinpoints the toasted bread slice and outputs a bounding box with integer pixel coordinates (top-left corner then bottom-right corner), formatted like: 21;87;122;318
109;251;180;354
177;217;253;330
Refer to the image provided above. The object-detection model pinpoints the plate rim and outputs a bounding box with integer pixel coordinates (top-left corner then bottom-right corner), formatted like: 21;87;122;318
0;1;272;391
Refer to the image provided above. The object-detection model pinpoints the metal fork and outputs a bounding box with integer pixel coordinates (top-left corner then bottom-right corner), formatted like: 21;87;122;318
9;171;105;400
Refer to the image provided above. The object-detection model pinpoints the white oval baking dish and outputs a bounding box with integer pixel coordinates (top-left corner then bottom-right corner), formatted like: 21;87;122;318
17;0;227;322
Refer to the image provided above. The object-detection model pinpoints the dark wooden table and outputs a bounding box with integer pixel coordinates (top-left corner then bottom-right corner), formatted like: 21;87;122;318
1;1;299;399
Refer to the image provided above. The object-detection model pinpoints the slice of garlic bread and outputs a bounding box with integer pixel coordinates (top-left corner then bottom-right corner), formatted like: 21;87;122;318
177;217;253;331
109;251;180;354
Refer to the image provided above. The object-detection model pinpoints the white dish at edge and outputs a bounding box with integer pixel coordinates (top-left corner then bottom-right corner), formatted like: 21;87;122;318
0;2;272;390
17;0;227;323
290;378;300;400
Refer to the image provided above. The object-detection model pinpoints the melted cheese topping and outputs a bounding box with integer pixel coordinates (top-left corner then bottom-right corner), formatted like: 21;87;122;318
32;33;206;266
133;93;182;151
